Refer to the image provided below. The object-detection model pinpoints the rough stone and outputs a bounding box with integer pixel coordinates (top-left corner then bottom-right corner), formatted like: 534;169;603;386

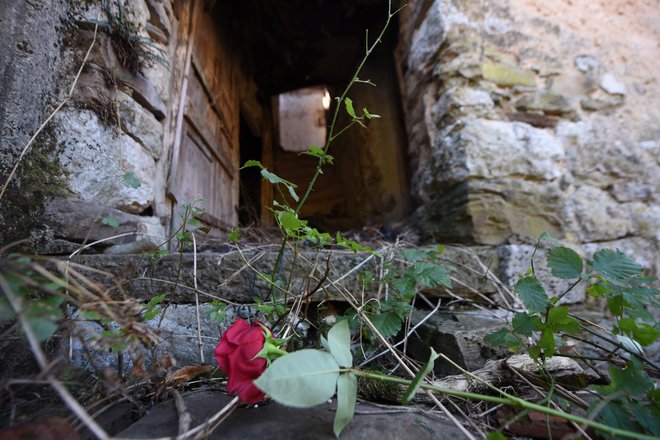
117;390;469;439
580;95;624;111
561;185;633;242
406;0;445;73
498;243;586;304
116;91;164;159
70;304;221;371
0;0;71;245
420;179;564;245
146;0;172;38
67;245;501;305
481;61;536;87
56;109;156;214
514;93;575;115
43;197;165;246
121;73;167;120
600;73;626;95
433;118;565;185
574;54;597;73
407;310;509;375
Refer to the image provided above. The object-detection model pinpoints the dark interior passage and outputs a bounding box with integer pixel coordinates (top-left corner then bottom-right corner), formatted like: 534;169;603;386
218;0;410;231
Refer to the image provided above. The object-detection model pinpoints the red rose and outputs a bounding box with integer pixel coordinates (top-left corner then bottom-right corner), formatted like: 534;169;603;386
214;318;270;404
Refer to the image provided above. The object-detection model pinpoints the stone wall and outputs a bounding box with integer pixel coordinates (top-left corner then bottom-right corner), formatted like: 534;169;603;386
396;0;660;294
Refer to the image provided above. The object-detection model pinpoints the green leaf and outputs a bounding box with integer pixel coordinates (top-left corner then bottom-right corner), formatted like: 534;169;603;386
590;249;643;282
334;373;357;437
546;306;579;333
400;249;431;262
362;107;380;119
547;246;583;279
539;232;562;246
403;348;439;404
486;433;508;440
515;276;549;313
631;402;660;436
241;160;264;169
25;317;58;342
392;276;416;297
320;335;330;353
327;320;352;368
413;262;451;288
101;215;119;229
512;312;542;336
122;171;141;189
228;229;240;243
484;328;520;351
278;211;302;232
344;98;356;118
370;311;403;339
286;184;300;202
254;349;340;408
538;328;556;356
261;169;291;186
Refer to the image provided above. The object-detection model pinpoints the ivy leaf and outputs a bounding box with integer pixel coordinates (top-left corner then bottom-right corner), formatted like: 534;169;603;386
512;312;542;336
590;249;643;282
333;373;357;437
101;215;119;229
515;276;549;313
254;349;340;408
344;98;356;118
327;320;352;368
403;348;439;404
370;311;402;339
122;171;141;189
547;246;583;279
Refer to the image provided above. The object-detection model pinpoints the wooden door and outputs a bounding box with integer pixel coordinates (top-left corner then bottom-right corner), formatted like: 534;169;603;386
168;5;239;234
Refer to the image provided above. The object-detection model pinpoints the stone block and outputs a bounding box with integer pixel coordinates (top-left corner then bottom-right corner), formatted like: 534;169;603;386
434;118;565;185
600;73;626;95
116;91;164;159
514;93;575;116
481;61;536;87
56;109;156;214
561;185;633;242
407;0;445;73
420;179;564;245
146;0;172;38
43;197;165;246
117;390;467;439
498;243;586;304
407;310;509;375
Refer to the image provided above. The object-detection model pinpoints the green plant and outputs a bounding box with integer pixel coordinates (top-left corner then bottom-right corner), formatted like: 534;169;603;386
89;0;169;73
484;233;660;439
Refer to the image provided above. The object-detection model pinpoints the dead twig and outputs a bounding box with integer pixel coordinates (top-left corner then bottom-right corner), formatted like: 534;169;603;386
0;274;110;440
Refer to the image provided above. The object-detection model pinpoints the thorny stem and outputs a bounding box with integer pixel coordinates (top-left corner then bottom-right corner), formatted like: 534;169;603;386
347;369;657;440
268;1;399;300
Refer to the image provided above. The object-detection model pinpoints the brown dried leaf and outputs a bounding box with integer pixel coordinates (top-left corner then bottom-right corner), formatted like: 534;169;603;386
166;365;214;385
